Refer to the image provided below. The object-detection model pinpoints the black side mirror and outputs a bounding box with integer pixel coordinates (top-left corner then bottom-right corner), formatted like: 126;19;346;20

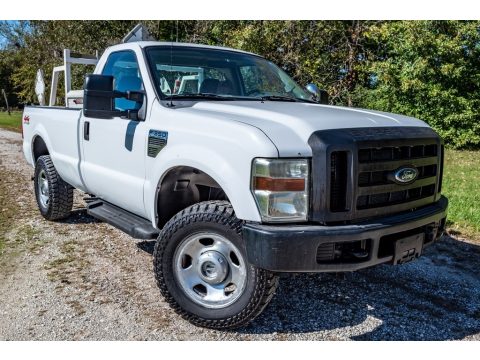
83;74;144;120
318;89;329;105
305;83;329;105
83;74;115;118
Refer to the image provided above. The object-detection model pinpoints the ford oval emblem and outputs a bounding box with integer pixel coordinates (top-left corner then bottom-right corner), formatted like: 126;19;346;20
394;166;419;184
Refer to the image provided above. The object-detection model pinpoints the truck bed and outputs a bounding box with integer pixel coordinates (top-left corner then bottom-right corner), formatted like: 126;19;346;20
22;106;86;192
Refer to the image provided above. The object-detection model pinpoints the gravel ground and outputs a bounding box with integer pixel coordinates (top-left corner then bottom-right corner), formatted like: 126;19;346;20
0;128;479;340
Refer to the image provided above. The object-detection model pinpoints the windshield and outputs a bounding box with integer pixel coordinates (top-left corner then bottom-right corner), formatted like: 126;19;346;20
145;46;313;102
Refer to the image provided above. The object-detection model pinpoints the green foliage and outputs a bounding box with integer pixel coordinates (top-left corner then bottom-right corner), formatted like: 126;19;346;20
1;20;480;148
0;48;19;108
193;21;373;106
2;21;141;105
358;21;480;149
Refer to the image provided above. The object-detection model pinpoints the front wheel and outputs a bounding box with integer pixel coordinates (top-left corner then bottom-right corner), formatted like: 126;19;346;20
153;201;279;329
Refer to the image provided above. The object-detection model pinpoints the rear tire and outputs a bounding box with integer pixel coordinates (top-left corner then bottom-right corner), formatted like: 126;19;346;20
153;201;279;329
34;155;73;220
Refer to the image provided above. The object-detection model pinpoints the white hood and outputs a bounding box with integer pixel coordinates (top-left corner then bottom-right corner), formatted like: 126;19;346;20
178;101;429;157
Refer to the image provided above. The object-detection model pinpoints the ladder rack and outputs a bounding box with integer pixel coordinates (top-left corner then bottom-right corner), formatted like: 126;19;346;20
49;49;99;107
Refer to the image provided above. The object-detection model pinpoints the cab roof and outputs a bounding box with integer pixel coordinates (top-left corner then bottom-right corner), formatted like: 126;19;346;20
107;41;262;58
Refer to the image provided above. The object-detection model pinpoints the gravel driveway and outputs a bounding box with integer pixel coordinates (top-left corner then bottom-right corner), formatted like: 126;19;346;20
0;128;479;340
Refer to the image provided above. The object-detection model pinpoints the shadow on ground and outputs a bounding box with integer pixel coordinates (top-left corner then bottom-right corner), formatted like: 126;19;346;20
137;235;480;340
59;209;101;225
137;240;155;255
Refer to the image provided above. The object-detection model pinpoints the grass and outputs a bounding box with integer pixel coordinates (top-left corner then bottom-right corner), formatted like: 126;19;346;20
0;111;22;132
443;150;480;242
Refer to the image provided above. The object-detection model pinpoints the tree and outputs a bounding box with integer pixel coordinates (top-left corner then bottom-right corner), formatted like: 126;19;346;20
1;21;140;104
1;20;480;149
0;49;18;110
359;21;480;149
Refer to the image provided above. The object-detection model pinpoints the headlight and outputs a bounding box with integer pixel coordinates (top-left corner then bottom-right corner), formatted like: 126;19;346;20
251;158;309;222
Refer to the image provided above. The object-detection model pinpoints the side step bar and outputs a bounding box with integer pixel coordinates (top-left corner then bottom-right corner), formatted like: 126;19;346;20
87;200;159;239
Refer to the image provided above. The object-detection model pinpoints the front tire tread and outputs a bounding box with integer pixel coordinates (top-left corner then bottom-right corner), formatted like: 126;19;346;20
153;201;279;329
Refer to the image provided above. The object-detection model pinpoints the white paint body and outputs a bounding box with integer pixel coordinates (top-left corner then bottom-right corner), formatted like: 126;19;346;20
22;42;430;228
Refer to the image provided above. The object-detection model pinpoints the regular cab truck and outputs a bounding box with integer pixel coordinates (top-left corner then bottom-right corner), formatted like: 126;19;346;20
22;40;448;329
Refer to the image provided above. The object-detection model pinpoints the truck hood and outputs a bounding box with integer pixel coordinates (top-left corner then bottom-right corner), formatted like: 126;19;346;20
181;101;429;157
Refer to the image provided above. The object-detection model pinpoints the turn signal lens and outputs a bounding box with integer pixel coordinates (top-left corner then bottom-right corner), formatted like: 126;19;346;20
254;177;306;192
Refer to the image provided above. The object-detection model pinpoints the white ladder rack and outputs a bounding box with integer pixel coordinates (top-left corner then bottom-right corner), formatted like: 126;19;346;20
49;49;99;107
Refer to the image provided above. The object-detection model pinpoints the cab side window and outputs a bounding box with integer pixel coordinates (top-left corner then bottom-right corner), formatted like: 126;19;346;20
102;51;143;111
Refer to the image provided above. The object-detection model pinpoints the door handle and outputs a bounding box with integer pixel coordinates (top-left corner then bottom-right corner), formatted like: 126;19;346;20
84;121;90;141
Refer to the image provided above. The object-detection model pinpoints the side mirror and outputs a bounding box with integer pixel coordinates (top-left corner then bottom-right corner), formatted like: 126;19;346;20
305;83;329;105
83;74;144;120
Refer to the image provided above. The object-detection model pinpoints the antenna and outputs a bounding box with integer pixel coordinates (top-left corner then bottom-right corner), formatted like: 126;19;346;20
176;20;179;42
169;21;174;107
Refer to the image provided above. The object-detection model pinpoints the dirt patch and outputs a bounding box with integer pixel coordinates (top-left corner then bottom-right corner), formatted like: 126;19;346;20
0;162;41;272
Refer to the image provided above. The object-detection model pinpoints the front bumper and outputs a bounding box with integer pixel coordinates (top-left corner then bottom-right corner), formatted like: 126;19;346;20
243;196;448;272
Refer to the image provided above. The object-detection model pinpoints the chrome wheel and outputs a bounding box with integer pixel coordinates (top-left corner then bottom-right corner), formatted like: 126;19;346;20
173;232;247;309
37;169;49;208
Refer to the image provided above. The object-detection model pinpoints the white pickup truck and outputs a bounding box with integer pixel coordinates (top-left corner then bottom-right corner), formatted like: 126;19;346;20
22;41;448;329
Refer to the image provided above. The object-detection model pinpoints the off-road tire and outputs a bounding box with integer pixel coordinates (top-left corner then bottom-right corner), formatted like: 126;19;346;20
153;200;279;329
34;155;73;220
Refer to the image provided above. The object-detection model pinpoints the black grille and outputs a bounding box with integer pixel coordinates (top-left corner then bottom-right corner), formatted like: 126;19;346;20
316;243;335;262
308;127;443;223
357;184;435;210
358;164;437;187
438;145;444;193
359;144;437;163
316;240;372;264
355;142;439;212
330;151;348;212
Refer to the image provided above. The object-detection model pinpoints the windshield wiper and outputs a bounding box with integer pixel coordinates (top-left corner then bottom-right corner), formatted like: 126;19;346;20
258;95;300;102
171;93;233;100
256;95;317;103
169;93;316;103
257;95;311;102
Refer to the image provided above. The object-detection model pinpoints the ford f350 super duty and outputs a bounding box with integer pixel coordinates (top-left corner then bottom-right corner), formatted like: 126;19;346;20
22;41;448;329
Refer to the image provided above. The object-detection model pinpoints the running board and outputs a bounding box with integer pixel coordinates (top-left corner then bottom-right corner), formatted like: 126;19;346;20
87;200;159;239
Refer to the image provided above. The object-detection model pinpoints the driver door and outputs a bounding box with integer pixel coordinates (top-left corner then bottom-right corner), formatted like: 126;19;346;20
80;50;148;218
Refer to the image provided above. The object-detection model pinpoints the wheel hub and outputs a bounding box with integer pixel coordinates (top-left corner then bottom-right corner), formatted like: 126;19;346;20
37;169;50;208
198;251;229;285
173;232;247;309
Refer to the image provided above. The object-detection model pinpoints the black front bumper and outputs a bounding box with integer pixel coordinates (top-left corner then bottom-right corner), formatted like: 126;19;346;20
243;196;448;272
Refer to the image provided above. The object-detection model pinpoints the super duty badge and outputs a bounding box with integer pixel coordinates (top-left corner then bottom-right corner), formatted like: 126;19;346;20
147;130;168;158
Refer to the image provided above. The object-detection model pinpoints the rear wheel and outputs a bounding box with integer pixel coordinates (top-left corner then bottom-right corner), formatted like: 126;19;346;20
34;155;73;220
153;201;279;329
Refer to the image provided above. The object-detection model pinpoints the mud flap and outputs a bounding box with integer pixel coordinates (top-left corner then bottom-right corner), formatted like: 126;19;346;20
393;233;424;265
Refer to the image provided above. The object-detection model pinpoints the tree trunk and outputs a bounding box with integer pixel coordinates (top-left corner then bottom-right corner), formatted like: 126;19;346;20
1;89;10;115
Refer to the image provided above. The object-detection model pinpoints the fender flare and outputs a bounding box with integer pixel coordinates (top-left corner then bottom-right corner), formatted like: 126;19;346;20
30;124;54;163
145;144;265;227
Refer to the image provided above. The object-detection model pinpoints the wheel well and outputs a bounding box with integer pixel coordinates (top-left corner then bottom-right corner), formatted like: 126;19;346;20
32;136;49;163
156;166;228;228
